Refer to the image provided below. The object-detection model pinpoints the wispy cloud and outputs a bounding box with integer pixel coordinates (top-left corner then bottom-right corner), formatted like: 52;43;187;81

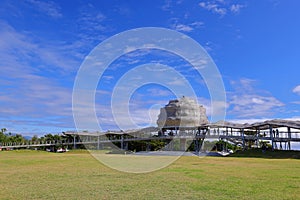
292;85;300;95
0;21;81;74
230;78;257;93
26;0;62;18
197;97;228;119
230;94;284;117
199;1;227;16
228;78;284;118
0;69;73;118
78;5;106;32
147;88;173;97
95;98;166;130
76;3;109;46
199;1;246;16
0;117;73;135
0;20;83;133
173;24;194;32
161;0;173;11
230;4;245;14
170;19;204;32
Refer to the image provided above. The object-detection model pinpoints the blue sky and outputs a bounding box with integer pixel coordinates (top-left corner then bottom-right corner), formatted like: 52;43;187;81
0;0;300;135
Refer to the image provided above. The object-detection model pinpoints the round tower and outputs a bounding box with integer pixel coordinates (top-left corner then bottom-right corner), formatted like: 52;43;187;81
157;96;208;128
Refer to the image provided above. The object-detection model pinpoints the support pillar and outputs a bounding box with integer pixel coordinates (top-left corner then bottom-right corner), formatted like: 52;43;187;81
287;127;291;150
121;134;124;150
194;139;200;153
180;138;186;151
256;128;260;147
241;129;245;150
200;139;205;152
124;142;128;151
73;135;76;149
269;125;274;151
170;139;174;151
146;141;150;152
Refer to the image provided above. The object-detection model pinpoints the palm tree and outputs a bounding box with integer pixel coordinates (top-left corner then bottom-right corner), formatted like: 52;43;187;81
0;128;8;143
31;135;39;144
1;128;7;134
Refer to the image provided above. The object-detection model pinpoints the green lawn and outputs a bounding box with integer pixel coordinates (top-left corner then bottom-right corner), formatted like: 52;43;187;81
0;150;299;199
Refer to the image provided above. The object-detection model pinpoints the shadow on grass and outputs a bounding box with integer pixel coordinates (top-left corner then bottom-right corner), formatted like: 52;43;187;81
229;149;300;159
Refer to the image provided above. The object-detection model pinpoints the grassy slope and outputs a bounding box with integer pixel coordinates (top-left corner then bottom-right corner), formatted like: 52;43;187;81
0;150;299;200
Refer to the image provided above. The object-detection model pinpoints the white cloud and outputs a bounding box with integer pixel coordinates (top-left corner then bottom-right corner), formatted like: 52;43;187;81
199;1;245;16
230;94;284;117
102;75;114;81
168;79;186;86
76;4;109;46
95;99;165;130
197;97;228;119
230;4;244;14
230;78;257;93
0;74;72;117
292;85;300;95
170;18;204;32
26;0;62;18
0;21;83;133
174;24;194;32
228;78;285;118
147;88;173;97
199;1;227;16
251;97;265;104
96;90;111;96
161;0;172;11
0;21;81;74
189;21;204;28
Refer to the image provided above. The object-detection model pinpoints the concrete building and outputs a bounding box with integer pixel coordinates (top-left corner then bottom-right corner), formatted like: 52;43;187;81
157;96;208;128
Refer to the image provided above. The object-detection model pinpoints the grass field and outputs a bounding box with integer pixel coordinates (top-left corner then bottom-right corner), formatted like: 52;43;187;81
0;150;299;200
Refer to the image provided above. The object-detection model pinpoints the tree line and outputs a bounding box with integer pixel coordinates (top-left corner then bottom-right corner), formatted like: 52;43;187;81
0;128;238;152
0;128;66;144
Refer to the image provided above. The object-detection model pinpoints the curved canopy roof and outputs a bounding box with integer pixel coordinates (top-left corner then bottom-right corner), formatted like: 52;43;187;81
64;120;300;136
243;119;300;130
